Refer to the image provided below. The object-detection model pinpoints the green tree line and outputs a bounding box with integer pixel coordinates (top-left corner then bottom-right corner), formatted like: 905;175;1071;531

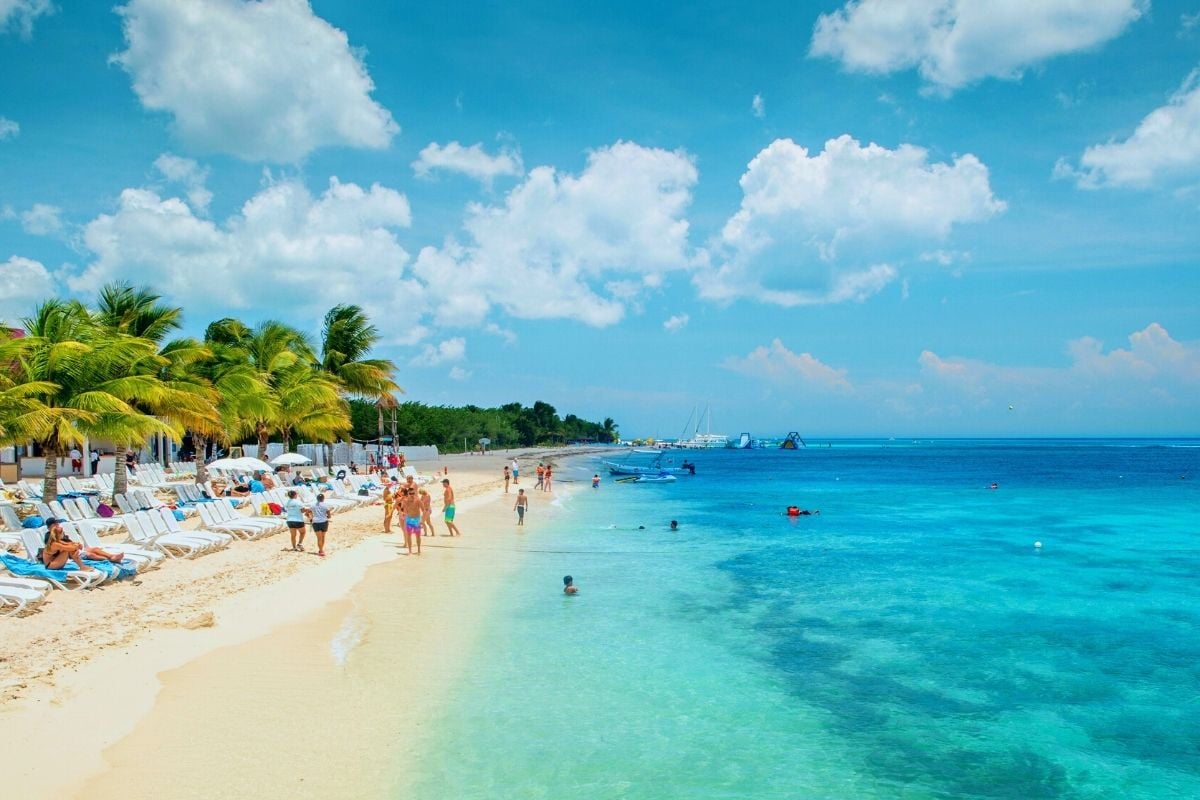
348;399;618;451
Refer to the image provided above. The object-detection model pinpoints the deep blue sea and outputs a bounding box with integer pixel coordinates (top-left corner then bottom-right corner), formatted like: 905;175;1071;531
404;440;1200;799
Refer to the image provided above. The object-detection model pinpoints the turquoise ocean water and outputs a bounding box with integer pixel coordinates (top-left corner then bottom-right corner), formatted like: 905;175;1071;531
402;441;1199;799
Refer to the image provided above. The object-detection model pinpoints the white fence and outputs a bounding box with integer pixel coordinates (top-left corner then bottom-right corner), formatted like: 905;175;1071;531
241;443;440;466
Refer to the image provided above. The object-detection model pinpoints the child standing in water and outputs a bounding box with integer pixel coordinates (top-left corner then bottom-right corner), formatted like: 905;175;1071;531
563;575;578;595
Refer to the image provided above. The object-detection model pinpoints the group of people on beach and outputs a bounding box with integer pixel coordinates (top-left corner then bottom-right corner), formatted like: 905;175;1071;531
381;474;460;554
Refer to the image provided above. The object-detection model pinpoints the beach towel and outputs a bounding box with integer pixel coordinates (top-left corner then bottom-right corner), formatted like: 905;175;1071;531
0;553;136;582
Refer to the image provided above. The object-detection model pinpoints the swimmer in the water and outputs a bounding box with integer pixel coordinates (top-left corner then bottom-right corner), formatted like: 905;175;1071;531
669;520;678;530
563;575;578;595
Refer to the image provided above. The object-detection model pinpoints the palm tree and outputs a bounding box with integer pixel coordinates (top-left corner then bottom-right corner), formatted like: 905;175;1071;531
319;304;401;399
94;282;218;495
1;300;177;502
319;305;400;466
183;333;272;487
210;319;350;455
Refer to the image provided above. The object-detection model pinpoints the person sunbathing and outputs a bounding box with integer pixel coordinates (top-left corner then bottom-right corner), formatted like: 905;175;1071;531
40;519;109;571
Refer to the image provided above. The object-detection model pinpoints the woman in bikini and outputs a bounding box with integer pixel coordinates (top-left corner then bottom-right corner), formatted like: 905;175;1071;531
41;519;113;571
382;478;397;533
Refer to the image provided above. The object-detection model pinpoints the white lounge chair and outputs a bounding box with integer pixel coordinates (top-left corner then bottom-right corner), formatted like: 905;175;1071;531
69;519;163;570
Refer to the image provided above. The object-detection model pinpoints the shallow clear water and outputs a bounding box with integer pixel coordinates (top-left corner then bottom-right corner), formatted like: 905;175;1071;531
402;441;1200;799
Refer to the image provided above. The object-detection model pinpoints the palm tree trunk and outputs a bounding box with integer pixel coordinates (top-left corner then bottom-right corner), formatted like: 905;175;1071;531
114;444;129;496
283;429;291;452
41;444;60;504
194;434;209;487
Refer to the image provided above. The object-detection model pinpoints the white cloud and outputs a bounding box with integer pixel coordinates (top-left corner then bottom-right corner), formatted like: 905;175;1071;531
918;323;1200;406
0;0;53;37
412;141;523;185
19;203;62;236
1058;70;1200;189
0;116;18;140
0;255;56;324
701;135;1002;306
410;337;466;366
66;173;414;332
413;140;698;328
751;93;765;119
724;339;853;392
663;313;689;333
448;366;472;381
483;322;517;345
154;153;213;212
810;0;1145;93
113;0;398;162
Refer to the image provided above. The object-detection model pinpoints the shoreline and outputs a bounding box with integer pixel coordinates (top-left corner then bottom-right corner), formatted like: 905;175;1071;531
0;447;605;799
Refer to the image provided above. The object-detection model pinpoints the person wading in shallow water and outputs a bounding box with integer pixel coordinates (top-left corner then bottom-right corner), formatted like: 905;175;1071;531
514;489;528;526
442;478;461;537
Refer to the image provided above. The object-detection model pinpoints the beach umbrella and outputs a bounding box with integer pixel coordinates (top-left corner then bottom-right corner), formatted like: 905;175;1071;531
206;458;242;470
270;452;312;466
232;457;274;473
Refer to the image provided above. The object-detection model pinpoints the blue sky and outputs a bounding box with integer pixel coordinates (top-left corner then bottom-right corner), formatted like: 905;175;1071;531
1;0;1198;437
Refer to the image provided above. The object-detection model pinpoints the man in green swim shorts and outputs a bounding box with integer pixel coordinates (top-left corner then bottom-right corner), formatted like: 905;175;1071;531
442;478;461;536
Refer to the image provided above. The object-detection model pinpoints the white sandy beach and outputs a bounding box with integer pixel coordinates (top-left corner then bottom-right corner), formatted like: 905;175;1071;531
0;448;594;799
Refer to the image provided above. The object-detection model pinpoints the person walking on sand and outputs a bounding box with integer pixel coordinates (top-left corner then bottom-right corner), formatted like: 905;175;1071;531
514;489;528;526
401;486;422;555
285;489;307;551
442;478;461;537
382;478;397;533
503;464;511;493
310;493;332;557
544;465;553;492
511;458;519;484
535;463;545;491
419;488;436;538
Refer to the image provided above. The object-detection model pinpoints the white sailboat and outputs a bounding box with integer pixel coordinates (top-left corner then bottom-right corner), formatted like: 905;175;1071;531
674;406;728;449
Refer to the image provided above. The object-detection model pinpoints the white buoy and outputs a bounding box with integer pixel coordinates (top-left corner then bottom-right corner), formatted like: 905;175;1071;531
1034;541;1042;549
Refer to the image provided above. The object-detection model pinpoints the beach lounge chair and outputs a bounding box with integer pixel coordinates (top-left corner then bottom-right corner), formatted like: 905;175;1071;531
0;531;106;590
123;513;213;559
0;582;48;616
196;502;276;539
148;508;235;549
69;519;164;571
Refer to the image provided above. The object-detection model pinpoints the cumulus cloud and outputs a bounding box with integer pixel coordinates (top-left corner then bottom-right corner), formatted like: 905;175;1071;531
154;153;213;212
412;141;523;186
751;93;765;119
0;0;53;37
0;116;18;140
448;366;472;381
113;0;398;162
409;337;466;366
1056;70;1200;189
0;255;56;323
663;313;689;333
724;339;853;392
19;203;62;236
701;135;1003;306
918;323;1200;408
413;140;698;328
66;173;414;330
483;322;517;345
810;0;1145;93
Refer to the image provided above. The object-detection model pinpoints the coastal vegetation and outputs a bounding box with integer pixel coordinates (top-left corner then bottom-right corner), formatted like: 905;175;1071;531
0;285;615;502
347;399;618;451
